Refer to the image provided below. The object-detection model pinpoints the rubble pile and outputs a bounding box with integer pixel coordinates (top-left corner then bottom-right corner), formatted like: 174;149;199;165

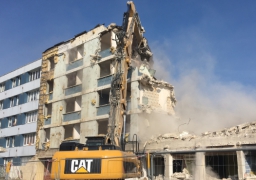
201;121;256;137
171;168;192;180
147;131;196;144
140;74;175;90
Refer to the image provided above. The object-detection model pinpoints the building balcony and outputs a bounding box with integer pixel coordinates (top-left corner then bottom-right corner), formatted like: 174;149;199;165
65;84;82;96
44;117;51;125
63;111;81;122
97;104;110;116
99;48;113;59
97;75;112;87
66;58;83;71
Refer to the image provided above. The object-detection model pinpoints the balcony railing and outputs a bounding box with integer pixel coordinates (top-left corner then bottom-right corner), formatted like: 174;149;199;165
99;48;113;59
97;104;110;116
63;111;81;122
44;118;51;125
65;84;82;96
97;75;112;87
66;58;83;71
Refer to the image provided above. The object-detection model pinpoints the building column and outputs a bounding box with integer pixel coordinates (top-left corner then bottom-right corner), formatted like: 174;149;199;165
164;154;173;180
194;152;206;180
236;151;246;180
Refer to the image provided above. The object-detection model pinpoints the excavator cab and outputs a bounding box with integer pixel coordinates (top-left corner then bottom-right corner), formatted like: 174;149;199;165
51;136;140;180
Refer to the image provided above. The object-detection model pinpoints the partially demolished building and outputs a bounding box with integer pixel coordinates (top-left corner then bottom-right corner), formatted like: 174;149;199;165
0;2;255;180
34;20;176;178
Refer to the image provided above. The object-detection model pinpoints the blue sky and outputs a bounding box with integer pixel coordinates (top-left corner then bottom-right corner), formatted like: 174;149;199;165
0;1;255;86
1;1;256;131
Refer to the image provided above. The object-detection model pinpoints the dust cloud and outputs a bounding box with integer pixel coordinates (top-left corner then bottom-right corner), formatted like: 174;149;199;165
147;38;256;135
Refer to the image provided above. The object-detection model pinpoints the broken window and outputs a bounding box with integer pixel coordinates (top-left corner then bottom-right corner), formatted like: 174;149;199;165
66;70;83;88
45;103;52;117
172;154;195;177
101;32;112;51
205;152;238;179
68;44;84;63
48;56;55;70
153;156;165;177
98;119;108;135
99;59;115;77
244;150;256;176
47;80;54;93
65;96;81;113
98;88;110;106
45;128;50;142
64;124;80;140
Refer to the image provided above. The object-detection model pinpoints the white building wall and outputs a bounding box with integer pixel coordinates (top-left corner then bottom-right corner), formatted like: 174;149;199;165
0;59;41;163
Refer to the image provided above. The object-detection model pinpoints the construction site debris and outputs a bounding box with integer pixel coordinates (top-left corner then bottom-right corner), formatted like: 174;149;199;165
171;168;191;179
202;121;256;137
148;131;196;144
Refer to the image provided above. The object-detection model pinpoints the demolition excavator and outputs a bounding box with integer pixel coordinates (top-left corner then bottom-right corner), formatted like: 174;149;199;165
51;2;152;179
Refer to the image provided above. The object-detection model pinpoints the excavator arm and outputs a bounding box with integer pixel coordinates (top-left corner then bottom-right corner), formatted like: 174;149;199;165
106;1;145;149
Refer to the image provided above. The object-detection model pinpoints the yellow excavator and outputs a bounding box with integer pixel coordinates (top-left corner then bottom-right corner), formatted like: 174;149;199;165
51;2;149;179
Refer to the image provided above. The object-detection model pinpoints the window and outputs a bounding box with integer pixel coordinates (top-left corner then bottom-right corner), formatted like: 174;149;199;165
26;111;38;123
8;116;17;127
3;158;12;165
6;137;10;148
29;69;41;81
0;83;5;92
10;96;18;107
17;76;21;86
23;133;36;146
27;90;39;102
11;137;14;147
12;78;16;88
8;118;12;127
0;101;3;110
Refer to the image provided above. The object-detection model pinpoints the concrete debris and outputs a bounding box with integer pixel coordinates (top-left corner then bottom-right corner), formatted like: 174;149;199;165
140;74;175;90
148;131;196;144
139;104;153;113
107;23;117;30
171;168;191;179
202;121;256;137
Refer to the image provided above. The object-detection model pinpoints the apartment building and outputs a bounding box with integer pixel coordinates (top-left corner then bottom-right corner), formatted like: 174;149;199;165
0;59;41;166
36;23;176;159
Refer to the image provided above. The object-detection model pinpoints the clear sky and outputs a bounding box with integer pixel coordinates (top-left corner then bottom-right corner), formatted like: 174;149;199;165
1;1;256;131
0;0;255;86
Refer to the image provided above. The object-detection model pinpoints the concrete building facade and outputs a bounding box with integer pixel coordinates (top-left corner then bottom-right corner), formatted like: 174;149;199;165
36;23;176;159
0;59;41;166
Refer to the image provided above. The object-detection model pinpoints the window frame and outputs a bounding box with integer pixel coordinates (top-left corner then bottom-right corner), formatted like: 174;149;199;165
0;83;5;93
11;78;16;88
23;133;36;146
26;111;38;123
6;137;10;148
8;117;12;127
